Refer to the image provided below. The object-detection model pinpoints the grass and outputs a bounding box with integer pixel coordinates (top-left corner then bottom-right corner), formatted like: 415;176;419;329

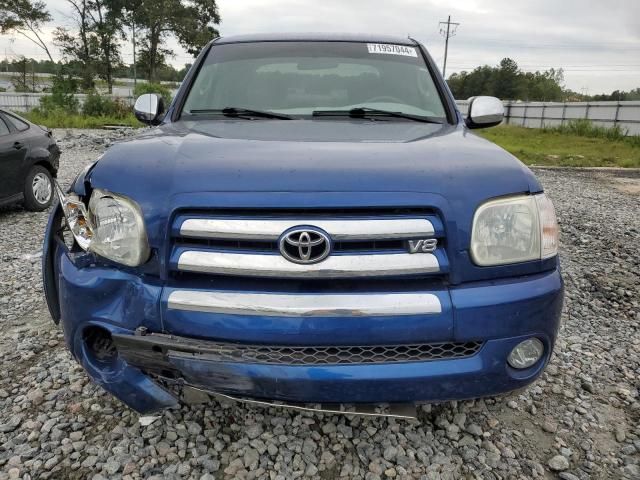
478;124;640;168
542;118;634;142
22;110;141;129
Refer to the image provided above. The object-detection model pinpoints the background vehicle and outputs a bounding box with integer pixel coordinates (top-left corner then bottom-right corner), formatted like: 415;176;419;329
0;109;60;211
44;34;562;415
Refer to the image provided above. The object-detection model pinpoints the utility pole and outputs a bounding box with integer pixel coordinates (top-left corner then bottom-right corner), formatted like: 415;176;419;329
439;15;460;78
132;18;137;89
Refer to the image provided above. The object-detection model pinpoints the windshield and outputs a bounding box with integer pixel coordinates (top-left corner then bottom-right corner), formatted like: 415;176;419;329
182;41;447;120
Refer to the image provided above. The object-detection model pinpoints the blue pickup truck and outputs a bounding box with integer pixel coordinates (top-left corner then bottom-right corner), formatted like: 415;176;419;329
43;33;563;416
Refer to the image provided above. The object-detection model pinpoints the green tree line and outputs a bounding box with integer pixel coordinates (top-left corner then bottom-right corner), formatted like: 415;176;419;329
447;58;640;102
589;88;640;101
447;58;566;101
0;58;191;83
0;0;219;91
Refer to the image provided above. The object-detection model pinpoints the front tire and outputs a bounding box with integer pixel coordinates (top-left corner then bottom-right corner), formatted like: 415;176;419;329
24;166;53;211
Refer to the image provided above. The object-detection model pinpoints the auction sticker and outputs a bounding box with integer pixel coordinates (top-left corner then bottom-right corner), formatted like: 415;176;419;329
367;44;418;57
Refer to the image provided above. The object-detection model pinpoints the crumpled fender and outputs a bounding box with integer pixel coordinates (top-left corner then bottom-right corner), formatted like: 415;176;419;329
42;161;98;324
42;201;63;323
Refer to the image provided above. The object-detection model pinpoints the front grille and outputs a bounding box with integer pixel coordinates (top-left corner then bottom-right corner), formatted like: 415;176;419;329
208;341;483;365
175;237;407;253
116;332;482;366
169;210;448;279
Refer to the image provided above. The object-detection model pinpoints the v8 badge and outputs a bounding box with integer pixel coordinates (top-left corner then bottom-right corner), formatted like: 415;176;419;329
407;238;438;254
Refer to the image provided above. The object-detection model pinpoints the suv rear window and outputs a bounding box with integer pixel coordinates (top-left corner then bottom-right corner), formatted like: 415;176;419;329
183;41;446;119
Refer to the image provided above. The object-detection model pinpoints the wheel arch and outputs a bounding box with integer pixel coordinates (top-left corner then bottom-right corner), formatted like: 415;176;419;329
42;202;63;323
33;159;57;178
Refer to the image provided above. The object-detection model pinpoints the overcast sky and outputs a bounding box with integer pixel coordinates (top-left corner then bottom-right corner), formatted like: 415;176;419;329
1;0;638;94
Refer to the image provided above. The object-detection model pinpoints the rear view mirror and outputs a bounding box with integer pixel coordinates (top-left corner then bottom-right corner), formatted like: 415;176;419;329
296;60;339;70
465;96;504;129
134;94;165;126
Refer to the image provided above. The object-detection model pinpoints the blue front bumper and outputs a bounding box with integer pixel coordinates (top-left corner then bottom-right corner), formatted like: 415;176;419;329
45;227;563;414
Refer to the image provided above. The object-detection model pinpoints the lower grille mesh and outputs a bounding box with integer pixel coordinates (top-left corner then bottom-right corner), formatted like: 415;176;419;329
195;341;483;365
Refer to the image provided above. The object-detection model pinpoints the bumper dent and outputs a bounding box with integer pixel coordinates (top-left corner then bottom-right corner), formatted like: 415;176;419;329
49;232;563;412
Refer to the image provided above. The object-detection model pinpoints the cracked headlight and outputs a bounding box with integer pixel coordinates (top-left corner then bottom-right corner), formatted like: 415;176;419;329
88;189;150;267
470;193;558;266
55;183;150;267
55;182;94;251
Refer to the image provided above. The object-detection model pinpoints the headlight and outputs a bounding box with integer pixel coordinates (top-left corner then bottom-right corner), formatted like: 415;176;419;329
88;189;150;267
535;194;559;259
55;183;93;251
470;193;558;266
55;183;150;267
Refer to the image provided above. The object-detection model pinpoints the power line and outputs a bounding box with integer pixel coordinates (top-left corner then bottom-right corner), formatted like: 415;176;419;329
438;15;460;78
447;65;640;72
450;39;638;50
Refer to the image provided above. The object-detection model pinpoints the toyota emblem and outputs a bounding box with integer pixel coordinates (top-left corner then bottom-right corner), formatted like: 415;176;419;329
279;227;331;264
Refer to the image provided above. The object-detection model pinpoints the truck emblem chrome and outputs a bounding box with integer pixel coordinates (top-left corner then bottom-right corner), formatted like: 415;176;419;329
407;239;438;254
279;227;331;264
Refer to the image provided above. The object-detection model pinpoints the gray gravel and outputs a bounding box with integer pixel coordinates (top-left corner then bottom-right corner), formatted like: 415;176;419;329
1;129;639;479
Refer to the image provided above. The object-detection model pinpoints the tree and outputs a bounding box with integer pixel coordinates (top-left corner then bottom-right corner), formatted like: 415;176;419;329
0;0;54;62
88;0;125;93
526;69;564;102
447;58;565;101
10;56;29;92
171;0;220;56
54;0;124;92
127;0;220;81
493;58;527;100
54;0;97;91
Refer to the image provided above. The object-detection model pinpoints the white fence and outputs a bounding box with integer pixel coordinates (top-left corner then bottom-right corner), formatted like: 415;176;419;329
1;93;639;136
0;92;134;112
455;100;640;136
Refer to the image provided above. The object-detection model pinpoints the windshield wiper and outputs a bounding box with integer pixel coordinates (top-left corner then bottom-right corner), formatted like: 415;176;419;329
312;107;442;124
188;107;292;120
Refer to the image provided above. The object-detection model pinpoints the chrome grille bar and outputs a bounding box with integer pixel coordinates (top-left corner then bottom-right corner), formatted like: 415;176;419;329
176;251;440;278
167;290;442;316
179;218;435;240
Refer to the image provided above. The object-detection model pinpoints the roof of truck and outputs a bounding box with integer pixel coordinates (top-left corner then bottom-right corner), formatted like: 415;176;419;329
214;32;416;46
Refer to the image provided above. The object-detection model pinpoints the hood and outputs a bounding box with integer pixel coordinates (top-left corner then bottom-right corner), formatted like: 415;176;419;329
88;119;541;247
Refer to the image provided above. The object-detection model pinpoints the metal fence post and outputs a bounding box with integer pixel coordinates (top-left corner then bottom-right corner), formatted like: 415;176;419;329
523;103;528;127
561;103;567;126
585;102;590;122
614;102;621;127
540;103;546;128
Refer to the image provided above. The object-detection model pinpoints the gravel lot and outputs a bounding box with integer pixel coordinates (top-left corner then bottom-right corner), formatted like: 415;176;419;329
0;130;639;480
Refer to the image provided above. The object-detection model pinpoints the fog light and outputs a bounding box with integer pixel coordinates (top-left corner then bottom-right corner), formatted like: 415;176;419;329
83;326;118;366
507;338;544;369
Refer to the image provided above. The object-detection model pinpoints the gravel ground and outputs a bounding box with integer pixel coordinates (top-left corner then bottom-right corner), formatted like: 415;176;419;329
0;129;639;480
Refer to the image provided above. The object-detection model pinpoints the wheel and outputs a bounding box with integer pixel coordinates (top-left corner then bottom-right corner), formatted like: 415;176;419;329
23;165;53;211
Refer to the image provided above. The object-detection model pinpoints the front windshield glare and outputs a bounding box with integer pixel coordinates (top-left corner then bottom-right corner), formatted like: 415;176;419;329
182;41;447;119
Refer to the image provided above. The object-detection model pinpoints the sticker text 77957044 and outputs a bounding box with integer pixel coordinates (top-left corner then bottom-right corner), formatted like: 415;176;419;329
367;44;418;57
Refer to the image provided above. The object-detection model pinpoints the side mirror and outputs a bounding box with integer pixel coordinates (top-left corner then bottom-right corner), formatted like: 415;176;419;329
134;93;165;126
465;96;503;129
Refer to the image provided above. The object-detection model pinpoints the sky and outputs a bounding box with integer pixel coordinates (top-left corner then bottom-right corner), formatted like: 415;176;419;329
1;0;639;94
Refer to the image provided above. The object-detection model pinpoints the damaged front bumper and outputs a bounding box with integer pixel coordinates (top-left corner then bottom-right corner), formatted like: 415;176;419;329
43;204;564;415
